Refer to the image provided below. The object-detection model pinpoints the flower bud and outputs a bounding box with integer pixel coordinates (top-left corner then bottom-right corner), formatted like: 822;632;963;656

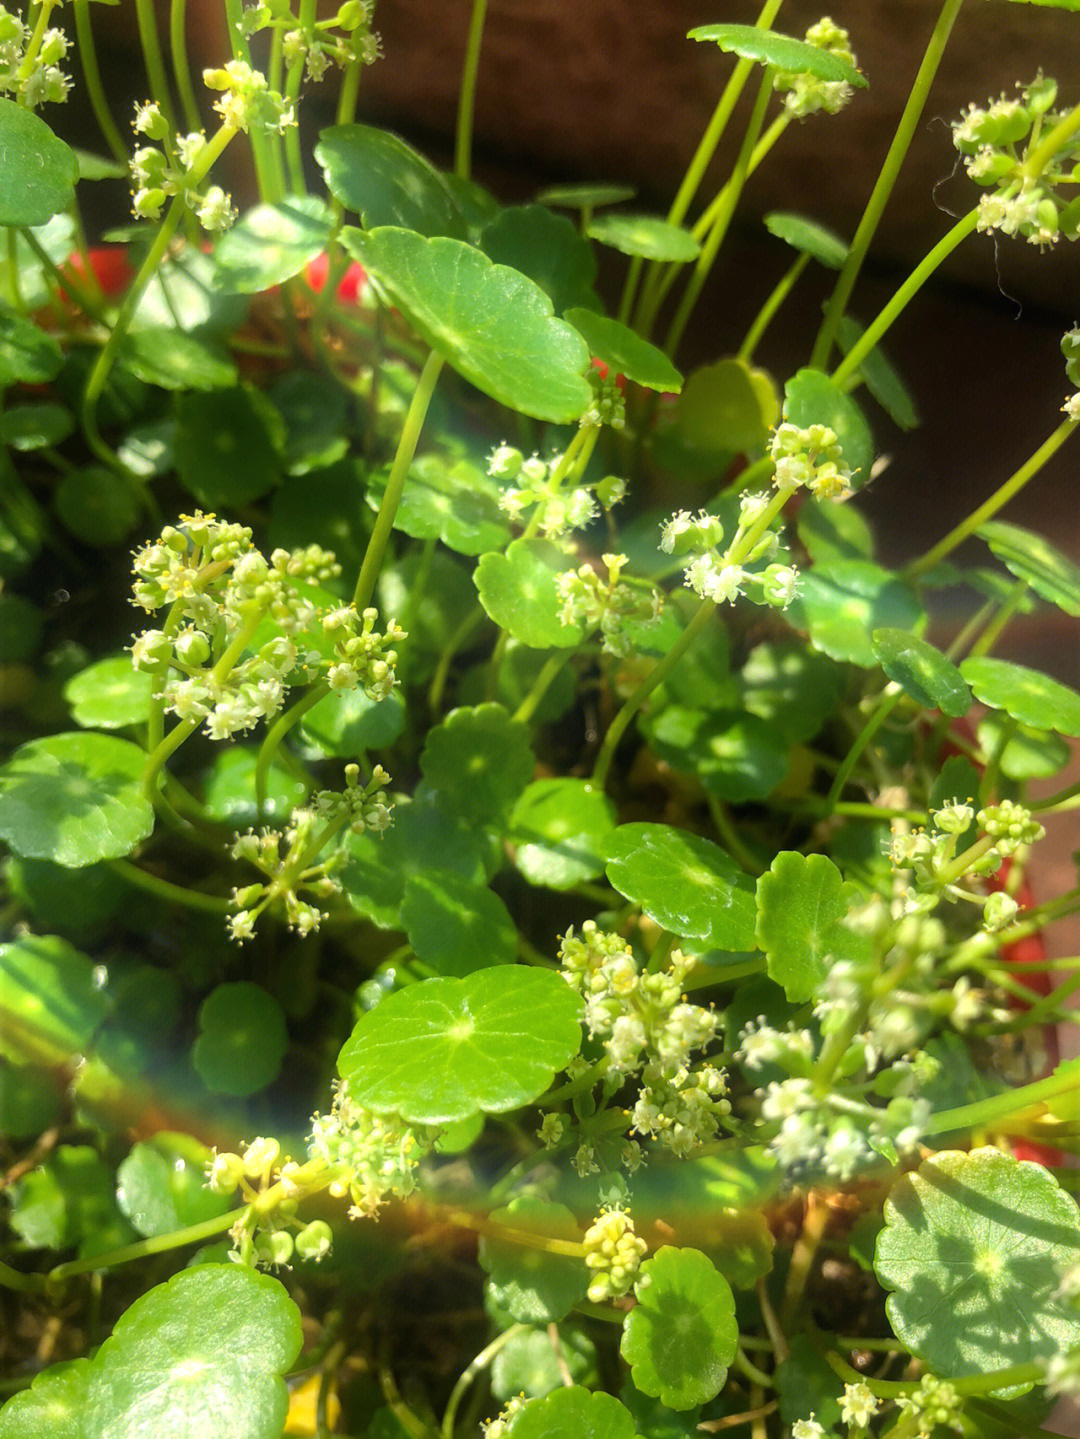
295;1220;334;1261
255;1229;294;1266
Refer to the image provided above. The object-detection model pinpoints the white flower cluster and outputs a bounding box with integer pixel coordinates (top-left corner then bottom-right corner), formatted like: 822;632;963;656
489;443;625;542
206;1136;335;1268
130;512;404;741
582;1205;647;1302
202;58;296;134
555;552;662;657
761;1075;931;1181
280;0;383;83
769;420;853;498
666;492;799;611
0;2;69;108
559;922;729;1156
773;17;857;119
130;102;239;230
839;1381;881;1428
309;1078;432;1220
480;1394;528;1439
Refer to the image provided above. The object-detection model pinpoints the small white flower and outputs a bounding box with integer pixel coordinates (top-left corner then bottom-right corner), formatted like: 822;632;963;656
840;1381;880;1427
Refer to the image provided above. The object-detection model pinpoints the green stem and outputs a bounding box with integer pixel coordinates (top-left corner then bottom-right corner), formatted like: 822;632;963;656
49;1209;239;1282
907;416;1078;577
353;350;445;609
135;0;178;132
336;55;363;127
512;650;573;725
72;0;128;164
255;681;330;820
0;1258;45;1294
20;227;108;325
170;0;202;133
923;1065;1080;1137
826;687;903;811
1023;97;1080;180
811;0;966;369
454;0;488;180
830;206;981;391
738;252;810;361
106;858;233;913
965;577;1028;664
441;1325;525;1439
428;607;484;715
592;597;717;790
706;792;763;875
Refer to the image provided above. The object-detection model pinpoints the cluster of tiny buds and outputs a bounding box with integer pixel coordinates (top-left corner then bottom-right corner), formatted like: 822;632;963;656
0;2;70;108
895;1375;965;1436
582;1205;648;1303
480;1395;528;1439
130;101;237;231
555;553;662;657
311;763;393;833
773;17;857;119
769;420;854;498
206;1136;334;1268
277;0;383;81
308;1079;430;1221
661;496;799;611
580;369;626;430
488;443;626;540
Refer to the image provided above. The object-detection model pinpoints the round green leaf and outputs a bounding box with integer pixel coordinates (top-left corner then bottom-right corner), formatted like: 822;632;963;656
0;1060;63;1139
492;1325;596;1402
645;705;789;803
872;629;971;717
976;713;1070;781
796;486;874;563
668;358;778;455
6;855;127;939
301;686;405;756
419;703;534;831
764;211;848;268
979;519;1080;617
315;124;464;237
783;367;874;486
507;1385;638;1439
270;372;350;476
192;982;289;1097
83;1265;303;1439
688;24;866;87
129;249;248;336
0;100;78;227
116;1133;232;1238
481;205;600;314
756;851;871;1002
55;466;141;547
0;401;74;451
64;656;153;730
0;1359;90;1438
0;310;63;389
364;452;511;556
212;196;332;292
337;966;584;1125
174;385;282;508
341;228;591;423
0;934;110;1065
401;870;517;976
119;327;237;391
201;746;308;826
0;593;43;662
621;1247;738;1410
586;213;700;262
536;182;637;209
788;560;925;668
479;1196;588;1322
604;823;757;951
510;778;616;889
875;1149;1080;1390
476;538;585;649
740;639;845;743
0;732;154;866
960;656;1080;736
565;307;683;393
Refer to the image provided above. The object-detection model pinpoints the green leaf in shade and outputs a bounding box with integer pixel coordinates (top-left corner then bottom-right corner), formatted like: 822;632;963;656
787;559;925;668
315;124;464;237
479;1196;588;1322
493;1327;597;1402
0;732;154;866
564;307;683;392
688;24;867;87
774;1334;844;1436
0;100;77;226
201;746;308;826
10;1144;134;1257
977;713;1070;781
341;227;591;423
401;871;517;976
78;1265;302;1438
795;493;874;563
875;1148;1080;1392
506;1386;638;1439
365;452;511;555
192;982;289;1097
645;705;789;803
480;205;600;313
458;639;577;724
0;309;63;389
175;385;282;508
783;367;874;486
212;196;331;292
117;418;175;478
979;519;1080;617
301;686;405;757
475;538;585;649
419;704;534;831
872;629;971;717
836;316;918;431
756;852;871;1002
269;372;350;477
129;249;248;336
764;211;848;268
116;1132;233;1238
960;656;1080;736
740;639;844;743
268;457;367;578
337;966;583;1125
604;823;757;951
0;1061;63;1139
55;466;140;547
586;213;700;262
0;401;73;450
72;150;127;181
0;1358;90;1438
510;778;616;889
119;327;237;391
0;935;110;1065
0;593;42;662
343;792;486;928
536;182;637;209
667;358;778;456
64;656;153;730
621;1247;737;1410
6;856;127;940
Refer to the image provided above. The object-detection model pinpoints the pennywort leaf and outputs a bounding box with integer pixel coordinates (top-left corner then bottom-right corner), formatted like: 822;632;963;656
621;1247;738;1410
756;851;870;1002
960;656;1080;736
687;25;866;89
